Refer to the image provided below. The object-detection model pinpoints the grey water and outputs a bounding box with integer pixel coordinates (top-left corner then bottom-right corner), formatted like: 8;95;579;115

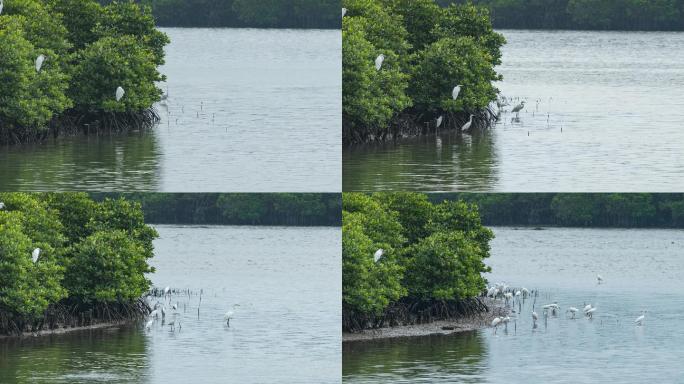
0;28;341;192
0;225;341;384
343;30;684;192
343;227;684;383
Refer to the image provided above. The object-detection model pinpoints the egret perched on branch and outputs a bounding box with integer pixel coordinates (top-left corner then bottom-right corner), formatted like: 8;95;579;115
342;7;347;17
116;86;125;102
224;304;240;326
512;101;525;117
375;54;385;71
461;115;474;132
0;202;5;210
32;248;40;263
373;249;384;263
597;274;604;285
635;311;646;326
452;85;462;100
0;0;4;15
436;115;443;128
35;55;46;73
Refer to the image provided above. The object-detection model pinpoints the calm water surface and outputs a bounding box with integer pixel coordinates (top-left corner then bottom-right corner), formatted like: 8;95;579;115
0;225;341;383
0;28;341;191
343;227;684;383
343;30;684;191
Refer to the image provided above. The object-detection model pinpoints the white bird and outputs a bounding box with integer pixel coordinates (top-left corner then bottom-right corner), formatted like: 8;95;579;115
224;304;240;326
461;114;474;132
436;115;443;128
145;319;153;330
32;248;40;263
521;287;529;296
452;85;462;100
0;202;5;209
583;304;593;313
116;86;125;102
586;307;597;318
35;54;46;72
597;274;604;285
487;287;497;298
0;0;3;15
567;307;578;318
515;290;521;297
491;317;501;327
635;311;645;326
161;306;166;319
373;249;384;263
342;7;347;17
172;303;178;311
163;286;170;295
512;101;525;117
532;311;538;322
375;54;385;71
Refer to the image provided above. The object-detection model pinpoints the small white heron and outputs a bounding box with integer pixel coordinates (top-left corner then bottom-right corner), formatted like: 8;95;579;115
532;311;538;323
586;307;597;319
145;319;154;330
567;307;579;319
452;85;462;100
635;311;646;326
116;86;125;102
511;101;525;117
0;0;3;15
375;54;385;71
35;54;45;72
436;115;443;128
373;249;384;263
491;317;501;333
32;248;40;263
342;7;347;17
583;304;593;313
487;287;497;298
461;114;474;132
163;286;170;295
521;287;529;298
224;304;240;326
0;202;5;210
597;274;604;285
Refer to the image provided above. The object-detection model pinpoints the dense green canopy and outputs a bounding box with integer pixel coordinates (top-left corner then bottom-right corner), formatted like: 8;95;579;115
342;0;504;143
342;192;493;316
0;193;157;326
0;0;169;144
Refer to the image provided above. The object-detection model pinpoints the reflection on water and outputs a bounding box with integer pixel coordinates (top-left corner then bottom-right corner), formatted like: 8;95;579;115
0;28;341;192
343;228;684;383
344;30;684;192
0;226;341;384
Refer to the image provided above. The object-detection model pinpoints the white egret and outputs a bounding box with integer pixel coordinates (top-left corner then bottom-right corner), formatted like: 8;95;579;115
32;248;40;263
461;114;474;132
375;54;385;71
597;274;604;285
491;317;501;333
521;287;529;297
586;307;597;319
224;304;241;326
161;306;166;319
567;307;578;319
532;311;538;323
452;85;462;100
635;311;646;326
342;7;347;17
0;202;5;209
115;86;125;102
373;249;384;263
163;286;170;295
487;287;497;298
145;319;153;330
0;0;3;15
436;115;443;128
583;304;592;313
35;54;45;72
511;101;525;117
515;290;521;297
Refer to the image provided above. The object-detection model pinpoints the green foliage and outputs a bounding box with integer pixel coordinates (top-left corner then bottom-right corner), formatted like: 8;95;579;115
48;0;104;50
0;193;157;323
69;35;164;113
342;193;493;316
3;0;71;55
342;0;504;140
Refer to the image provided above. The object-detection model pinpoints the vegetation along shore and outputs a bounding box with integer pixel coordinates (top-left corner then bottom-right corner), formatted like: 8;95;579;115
342;0;505;145
0;193;157;336
0;0;169;145
343;193;497;337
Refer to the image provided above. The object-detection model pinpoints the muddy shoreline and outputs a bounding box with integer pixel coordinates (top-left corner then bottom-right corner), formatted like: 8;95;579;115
343;298;509;342
0;321;133;340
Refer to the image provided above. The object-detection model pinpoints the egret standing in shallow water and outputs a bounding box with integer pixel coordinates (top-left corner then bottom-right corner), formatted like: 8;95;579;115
635;311;646;326
32;248;40;263
116;86;125;102
373;249;384;263
224;304;240;326
452;85;462;100
375;54;385;71
597;274;604;285
567;307;578;319
461;115;474;132
512;101;525;117
35;55;45;72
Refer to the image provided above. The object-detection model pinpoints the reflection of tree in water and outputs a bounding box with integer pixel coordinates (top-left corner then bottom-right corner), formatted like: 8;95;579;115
343;130;499;192
343;331;487;382
0;131;161;191
0;325;149;384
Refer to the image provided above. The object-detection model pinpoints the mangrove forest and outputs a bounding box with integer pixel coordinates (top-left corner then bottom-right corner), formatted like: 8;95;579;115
0;0;169;145
0;193;157;335
342;0;505;144
343;192;493;331
443;0;684;31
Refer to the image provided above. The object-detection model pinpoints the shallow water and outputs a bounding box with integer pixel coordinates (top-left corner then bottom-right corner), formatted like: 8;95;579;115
343;30;684;191
0;225;341;384
0;28;341;192
343;227;684;383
